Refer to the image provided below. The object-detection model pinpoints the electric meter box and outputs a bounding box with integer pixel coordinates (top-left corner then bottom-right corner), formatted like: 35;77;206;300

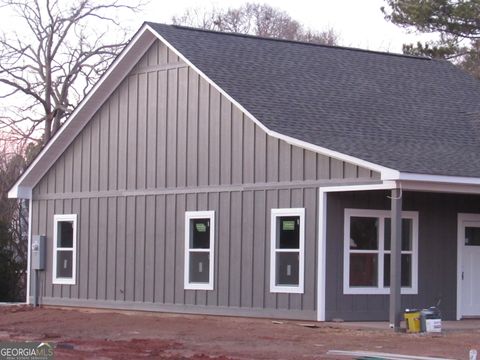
32;235;46;270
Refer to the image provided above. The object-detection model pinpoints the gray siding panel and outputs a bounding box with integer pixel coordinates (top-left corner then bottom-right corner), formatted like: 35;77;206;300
31;40;381;320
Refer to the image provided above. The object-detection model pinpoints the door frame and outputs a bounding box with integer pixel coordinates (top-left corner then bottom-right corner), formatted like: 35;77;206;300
456;213;480;320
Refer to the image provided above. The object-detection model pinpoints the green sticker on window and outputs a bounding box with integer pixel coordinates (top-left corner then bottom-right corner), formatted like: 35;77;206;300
196;223;207;232
282;220;295;231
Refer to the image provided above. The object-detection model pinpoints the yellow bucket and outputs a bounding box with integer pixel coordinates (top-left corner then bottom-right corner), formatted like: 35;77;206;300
404;309;421;333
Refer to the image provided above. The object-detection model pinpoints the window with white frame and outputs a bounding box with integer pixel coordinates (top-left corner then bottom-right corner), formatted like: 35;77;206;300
344;209;418;295
184;211;215;290
270;208;305;293
52;214;77;285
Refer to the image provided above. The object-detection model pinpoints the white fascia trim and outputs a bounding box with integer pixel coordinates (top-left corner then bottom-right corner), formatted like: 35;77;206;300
395;172;480;186
144;24;398;179
8;25;157;199
317;181;397;321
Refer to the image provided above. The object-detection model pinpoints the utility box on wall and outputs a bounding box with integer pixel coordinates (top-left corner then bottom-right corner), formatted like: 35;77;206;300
32;235;46;270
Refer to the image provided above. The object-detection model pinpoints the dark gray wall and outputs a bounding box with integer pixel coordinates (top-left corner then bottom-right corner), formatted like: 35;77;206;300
325;190;480;321
30;40;379;319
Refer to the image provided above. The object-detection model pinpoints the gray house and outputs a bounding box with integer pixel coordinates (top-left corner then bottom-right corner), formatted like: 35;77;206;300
9;23;480;324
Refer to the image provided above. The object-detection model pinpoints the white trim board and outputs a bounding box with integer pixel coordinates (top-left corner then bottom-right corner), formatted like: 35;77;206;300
52;214;77;285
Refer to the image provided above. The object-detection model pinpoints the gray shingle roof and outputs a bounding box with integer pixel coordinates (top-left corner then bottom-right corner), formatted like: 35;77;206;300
148;22;480;177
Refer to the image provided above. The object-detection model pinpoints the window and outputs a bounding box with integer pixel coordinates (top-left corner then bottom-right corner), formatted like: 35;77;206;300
52;214;77;285
270;208;305;293
184;211;215;290
344;209;418;295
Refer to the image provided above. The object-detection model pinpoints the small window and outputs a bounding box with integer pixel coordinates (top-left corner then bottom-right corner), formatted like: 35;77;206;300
184;211;215;290
52;214;77;285
344;209;418;295
270;208;305;293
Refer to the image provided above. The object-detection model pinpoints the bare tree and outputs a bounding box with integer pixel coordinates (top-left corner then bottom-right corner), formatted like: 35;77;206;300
0;0;145;146
172;3;338;46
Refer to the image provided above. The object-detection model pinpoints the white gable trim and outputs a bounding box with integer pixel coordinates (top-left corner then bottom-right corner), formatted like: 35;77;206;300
10;24;480;198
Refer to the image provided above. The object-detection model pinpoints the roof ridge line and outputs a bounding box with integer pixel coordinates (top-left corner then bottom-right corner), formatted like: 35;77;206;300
146;21;432;61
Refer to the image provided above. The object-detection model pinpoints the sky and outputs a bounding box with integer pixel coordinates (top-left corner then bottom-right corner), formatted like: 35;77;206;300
137;0;438;53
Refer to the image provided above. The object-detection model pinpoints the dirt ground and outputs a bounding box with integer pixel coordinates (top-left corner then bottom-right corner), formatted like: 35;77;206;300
0;306;479;359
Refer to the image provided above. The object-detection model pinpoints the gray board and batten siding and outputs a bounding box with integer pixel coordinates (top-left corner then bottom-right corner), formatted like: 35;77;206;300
326;190;480;321
31;40;379;320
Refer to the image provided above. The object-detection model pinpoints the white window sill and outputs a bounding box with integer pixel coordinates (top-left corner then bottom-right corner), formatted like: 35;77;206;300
52;278;76;285
270;285;304;294
184;283;214;291
344;287;418;295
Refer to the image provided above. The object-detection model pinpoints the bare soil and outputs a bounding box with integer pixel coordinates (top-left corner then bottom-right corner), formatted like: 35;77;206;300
0;305;478;359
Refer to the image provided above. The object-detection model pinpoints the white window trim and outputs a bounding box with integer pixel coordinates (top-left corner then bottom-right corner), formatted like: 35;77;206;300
343;208;418;295
52;214;77;285
270;208;305;294
184;211;215;290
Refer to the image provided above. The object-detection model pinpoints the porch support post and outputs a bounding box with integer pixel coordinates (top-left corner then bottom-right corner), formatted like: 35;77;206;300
389;188;402;331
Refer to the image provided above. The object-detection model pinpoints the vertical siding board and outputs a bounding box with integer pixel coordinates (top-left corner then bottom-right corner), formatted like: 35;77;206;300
147;41;158;66
53;199;63;298
254;126;267;183
358;166;371;179
276;190;291;309
220;97;232;185
90;114;100;192
45;200;54;298
207;192;219;306
158;42;168;65
106;197;117;300
209;87;221;186
267;137;279;183
252;190;266;308
317;154;331;180
127;75;138;190
198;79;210;186
231;107;243;184
147;72;158;189
54;156;65;194
125;196;136;301
71;198;81;299
279;142;292;182
303;188;317;311
176;67;188;188
166;69;178;188
144;196;155;303
218;192;230;307
290;189;304;311
344;163;358;179
157;70;168;188
116;197;126;301
186;69;199;187
184;194;197;305
154;195;166;303
117;81;129;190
108;91;119;191
47;166;56;194
291;147;305;181
243;115;255;184
229;191;242;307
164;194;176;304
88;198;99;299
37;201;46;297
137;73;148;190
79;198;89;299
97;197;108;300
135;196;146;302
195;193;208;306
99;105;110;191
330;158;344;179
264;190;278;309
175;194;186;304
241;191;254;307
304;151;317;180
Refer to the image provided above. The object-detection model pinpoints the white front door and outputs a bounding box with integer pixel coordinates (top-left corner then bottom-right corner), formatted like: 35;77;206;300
458;214;480;318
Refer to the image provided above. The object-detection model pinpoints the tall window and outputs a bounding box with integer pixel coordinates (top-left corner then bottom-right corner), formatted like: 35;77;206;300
52;214;77;285
184;211;215;290
344;209;418;295
270;208;305;293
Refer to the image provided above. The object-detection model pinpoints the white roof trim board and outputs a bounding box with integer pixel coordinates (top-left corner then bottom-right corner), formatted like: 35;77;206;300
8;24;480;199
